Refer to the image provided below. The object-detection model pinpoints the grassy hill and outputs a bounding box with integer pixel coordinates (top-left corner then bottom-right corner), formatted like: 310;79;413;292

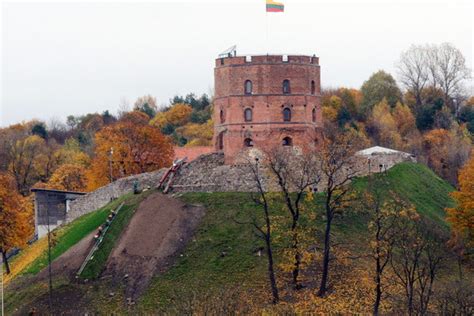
5;162;457;314
354;162;455;225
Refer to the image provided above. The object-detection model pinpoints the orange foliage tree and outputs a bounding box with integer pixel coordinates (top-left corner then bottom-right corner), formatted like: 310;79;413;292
0;173;33;273
446;151;474;248
46;164;88;192
87;122;174;190
422;127;471;184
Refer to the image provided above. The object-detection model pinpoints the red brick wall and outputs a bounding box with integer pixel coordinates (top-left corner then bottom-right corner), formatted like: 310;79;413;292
213;55;322;164
173;146;214;162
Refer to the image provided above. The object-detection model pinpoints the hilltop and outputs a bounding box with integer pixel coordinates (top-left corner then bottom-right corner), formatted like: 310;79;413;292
4;162;462;314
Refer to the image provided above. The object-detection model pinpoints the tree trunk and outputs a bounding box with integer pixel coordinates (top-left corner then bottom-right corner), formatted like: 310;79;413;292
1;249;11;274
265;234;279;304
318;210;332;297
373;257;382;316
291;217;302;290
408;285;414;316
263;195;279;304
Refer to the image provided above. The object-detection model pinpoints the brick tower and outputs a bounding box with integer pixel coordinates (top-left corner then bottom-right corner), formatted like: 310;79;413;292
213;54;322;164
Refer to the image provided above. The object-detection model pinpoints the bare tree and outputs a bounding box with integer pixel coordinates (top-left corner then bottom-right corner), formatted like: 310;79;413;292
362;177;405;316
117;96;131;118
265;147;320;289
436;43;471;112
400;43;470;111
397;45;430;107
390;217;446;315
245;157;279;304
316;128;360;297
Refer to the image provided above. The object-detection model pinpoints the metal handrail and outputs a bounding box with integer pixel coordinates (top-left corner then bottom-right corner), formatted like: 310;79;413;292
76;202;125;277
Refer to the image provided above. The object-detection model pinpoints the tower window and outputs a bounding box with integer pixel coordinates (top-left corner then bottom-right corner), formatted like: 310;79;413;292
218;132;224;150
312;108;316;122
283;108;291;122
244;138;254;147
244;108;253;122
311;80;316;94
283;80;291;94
282;137;292;146
220;109;225;123
245;80;253;95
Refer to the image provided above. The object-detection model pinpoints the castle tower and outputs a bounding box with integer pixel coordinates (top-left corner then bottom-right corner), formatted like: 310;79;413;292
213;54;322;164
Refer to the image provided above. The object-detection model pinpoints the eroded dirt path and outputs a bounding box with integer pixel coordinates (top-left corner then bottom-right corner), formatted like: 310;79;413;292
104;192;205;300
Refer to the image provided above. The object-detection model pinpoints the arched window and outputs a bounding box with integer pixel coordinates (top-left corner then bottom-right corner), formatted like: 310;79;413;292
244;138;254;147
282;79;290;94
218;132;224;150
245;80;253;95
283;108;291;122
220;109;225;123
244;108;253;122
311;80;316;94
312;108;316;122
282;137;292;146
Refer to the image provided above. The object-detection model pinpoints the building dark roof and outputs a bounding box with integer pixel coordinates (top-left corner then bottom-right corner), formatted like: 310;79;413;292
31;188;86;195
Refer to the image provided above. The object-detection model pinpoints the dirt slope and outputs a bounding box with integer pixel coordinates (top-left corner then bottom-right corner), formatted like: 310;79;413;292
36;231;96;280
104;192;205;300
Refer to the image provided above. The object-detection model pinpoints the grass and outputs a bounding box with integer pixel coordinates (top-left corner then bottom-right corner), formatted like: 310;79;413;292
79;190;154;279
6;162;456;313
138;192;269;311
139;163;455;311
354;162;455;226
21;194;129;276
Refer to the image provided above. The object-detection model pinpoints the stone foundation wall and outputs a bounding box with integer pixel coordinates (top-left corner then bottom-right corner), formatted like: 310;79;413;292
64;149;416;224
66;169;166;223
171;153;262;192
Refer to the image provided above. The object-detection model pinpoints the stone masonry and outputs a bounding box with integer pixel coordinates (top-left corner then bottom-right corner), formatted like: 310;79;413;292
64;147;415;225
67;169;166;223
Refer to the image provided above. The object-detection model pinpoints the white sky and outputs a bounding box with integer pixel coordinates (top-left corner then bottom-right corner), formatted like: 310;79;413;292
1;0;473;126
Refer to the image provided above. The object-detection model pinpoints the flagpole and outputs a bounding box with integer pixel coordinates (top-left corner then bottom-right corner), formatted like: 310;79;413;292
266;4;269;54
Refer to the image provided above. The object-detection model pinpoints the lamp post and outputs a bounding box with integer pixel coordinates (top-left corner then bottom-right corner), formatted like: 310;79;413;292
1;253;4;316
46;205;53;313
109;147;114;183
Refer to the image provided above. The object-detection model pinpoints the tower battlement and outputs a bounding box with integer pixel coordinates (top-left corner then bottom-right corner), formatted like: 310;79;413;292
215;54;319;67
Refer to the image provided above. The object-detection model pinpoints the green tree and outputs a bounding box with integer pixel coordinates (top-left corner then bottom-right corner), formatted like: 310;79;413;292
360;70;402;115
31;123;48;139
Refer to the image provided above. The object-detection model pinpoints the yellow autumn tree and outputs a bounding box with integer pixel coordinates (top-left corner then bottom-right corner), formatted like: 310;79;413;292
446;151;474;248
46;164;88;192
177;119;214;147
370;99;402;149
8;134;47;195
150;103;193;129
0;172;33;273
321;95;342;122
54;138;91;167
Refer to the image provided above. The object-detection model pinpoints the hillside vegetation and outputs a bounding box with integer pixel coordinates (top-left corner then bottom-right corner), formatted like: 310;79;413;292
5;163;461;314
354;162;454;225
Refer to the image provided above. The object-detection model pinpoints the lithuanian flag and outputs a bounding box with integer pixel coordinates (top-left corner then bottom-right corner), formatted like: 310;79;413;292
266;0;284;12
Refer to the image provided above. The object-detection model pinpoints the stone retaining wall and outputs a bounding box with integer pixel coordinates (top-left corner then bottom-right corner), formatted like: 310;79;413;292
66;169;166;223
65;149;416;223
171;153;261;192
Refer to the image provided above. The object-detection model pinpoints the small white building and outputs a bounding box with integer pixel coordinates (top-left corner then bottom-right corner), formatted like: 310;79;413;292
355;146;416;174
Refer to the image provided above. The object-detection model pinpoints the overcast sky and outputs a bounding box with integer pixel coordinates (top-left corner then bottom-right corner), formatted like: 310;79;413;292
1;0;473;127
